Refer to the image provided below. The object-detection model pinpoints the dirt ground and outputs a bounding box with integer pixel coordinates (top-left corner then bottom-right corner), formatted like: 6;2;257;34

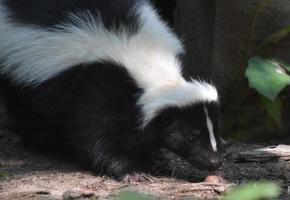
0;129;289;200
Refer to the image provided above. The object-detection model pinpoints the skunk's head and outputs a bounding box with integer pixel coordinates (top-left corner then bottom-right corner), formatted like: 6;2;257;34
142;81;223;171
155;102;222;171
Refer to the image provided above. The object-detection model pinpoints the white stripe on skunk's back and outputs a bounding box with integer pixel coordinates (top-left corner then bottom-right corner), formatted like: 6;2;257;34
0;2;184;89
0;1;219;127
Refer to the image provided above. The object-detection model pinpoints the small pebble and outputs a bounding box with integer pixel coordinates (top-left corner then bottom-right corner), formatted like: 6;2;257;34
204;175;229;184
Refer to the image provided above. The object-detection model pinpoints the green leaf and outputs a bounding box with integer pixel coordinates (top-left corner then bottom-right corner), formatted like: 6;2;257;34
117;192;154;200
261;95;282;128
245;57;290;101
222;182;281;200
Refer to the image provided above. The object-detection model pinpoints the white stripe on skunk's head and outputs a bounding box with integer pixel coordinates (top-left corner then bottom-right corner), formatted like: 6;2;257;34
138;80;219;128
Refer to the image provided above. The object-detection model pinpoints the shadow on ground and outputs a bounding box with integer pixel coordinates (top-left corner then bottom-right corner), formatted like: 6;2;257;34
0;129;289;200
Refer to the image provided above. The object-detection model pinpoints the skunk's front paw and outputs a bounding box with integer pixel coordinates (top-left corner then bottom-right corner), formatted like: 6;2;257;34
121;172;156;183
102;156;147;182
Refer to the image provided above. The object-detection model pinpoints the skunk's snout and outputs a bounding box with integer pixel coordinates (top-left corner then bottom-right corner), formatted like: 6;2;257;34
186;154;223;171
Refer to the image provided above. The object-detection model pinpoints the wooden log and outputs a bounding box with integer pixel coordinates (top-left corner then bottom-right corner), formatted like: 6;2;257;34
238;145;290;163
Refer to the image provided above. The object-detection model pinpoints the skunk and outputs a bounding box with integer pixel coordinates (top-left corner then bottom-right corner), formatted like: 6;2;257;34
0;0;223;180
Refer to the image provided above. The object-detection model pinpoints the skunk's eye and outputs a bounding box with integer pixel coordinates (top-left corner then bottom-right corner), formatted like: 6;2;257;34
187;136;196;143
187;130;200;143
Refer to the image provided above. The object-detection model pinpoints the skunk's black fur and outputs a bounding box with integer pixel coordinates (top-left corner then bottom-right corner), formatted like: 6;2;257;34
0;0;222;180
5;63;154;178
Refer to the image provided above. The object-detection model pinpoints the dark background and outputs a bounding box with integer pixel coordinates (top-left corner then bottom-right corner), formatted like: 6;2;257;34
156;0;290;143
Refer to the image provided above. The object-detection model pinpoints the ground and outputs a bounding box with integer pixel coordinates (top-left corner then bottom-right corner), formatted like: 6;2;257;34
0;129;289;200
